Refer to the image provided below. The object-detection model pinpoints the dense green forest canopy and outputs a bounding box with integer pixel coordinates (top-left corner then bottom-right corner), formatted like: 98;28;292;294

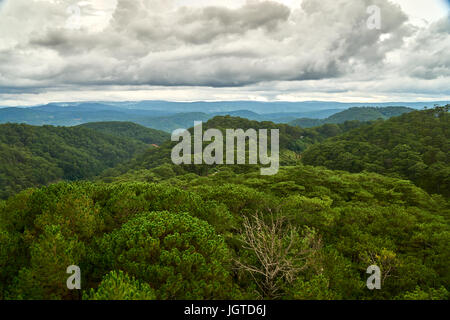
302;106;450;196
289;106;414;128
0;123;160;199
0;165;448;300
0;105;448;300
76;122;169;145
98;115;368;179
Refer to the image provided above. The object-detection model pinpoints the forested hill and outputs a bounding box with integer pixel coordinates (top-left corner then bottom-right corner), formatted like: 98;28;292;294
0;109;449;300
302;106;450;196
98;115;369;180
0;123;154;199
289;106;414;128
76;122;170;145
138;112;212;132
2;161;448;299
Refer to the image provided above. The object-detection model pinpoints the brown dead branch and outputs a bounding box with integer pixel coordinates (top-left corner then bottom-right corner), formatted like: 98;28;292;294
234;211;321;299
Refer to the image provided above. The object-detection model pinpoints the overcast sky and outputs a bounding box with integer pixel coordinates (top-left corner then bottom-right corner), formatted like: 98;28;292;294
0;0;449;106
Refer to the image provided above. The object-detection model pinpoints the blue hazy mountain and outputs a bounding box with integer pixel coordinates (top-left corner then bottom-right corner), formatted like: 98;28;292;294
108;100;447;113
68;100;447;113
0;100;447;132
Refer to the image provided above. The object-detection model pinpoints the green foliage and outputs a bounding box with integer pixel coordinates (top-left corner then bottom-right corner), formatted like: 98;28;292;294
83;271;156;300
400;286;449;300
0;108;448;300
7;225;85;300
289;106;414;128
302;106;450;196
92;211;235;299
0;123;153;199
77;121;169;145
286;275;338;300
98;115;369;181
1;162;448;300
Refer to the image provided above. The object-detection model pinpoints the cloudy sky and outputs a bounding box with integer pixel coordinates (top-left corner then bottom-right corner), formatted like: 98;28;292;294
0;0;449;106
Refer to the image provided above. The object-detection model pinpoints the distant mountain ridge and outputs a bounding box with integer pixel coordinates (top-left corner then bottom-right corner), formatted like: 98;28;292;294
0;102;342;131
2;100;446;111
289;106;415;128
1;101;445;132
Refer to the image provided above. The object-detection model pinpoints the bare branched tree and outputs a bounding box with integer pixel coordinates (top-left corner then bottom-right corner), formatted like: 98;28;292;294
367;249;397;284
234;211;321;299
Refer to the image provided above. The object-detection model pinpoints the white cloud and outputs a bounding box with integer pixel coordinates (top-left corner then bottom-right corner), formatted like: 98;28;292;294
391;0;448;25
0;0;448;105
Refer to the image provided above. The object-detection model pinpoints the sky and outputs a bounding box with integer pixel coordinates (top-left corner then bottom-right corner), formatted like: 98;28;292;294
0;0;449;106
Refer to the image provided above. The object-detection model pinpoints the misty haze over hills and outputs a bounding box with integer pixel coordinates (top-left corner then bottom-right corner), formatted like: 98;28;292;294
1;100;447;132
1;100;447;112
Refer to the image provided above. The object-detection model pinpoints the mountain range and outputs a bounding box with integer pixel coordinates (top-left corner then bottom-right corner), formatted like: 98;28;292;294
1;100;446;132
